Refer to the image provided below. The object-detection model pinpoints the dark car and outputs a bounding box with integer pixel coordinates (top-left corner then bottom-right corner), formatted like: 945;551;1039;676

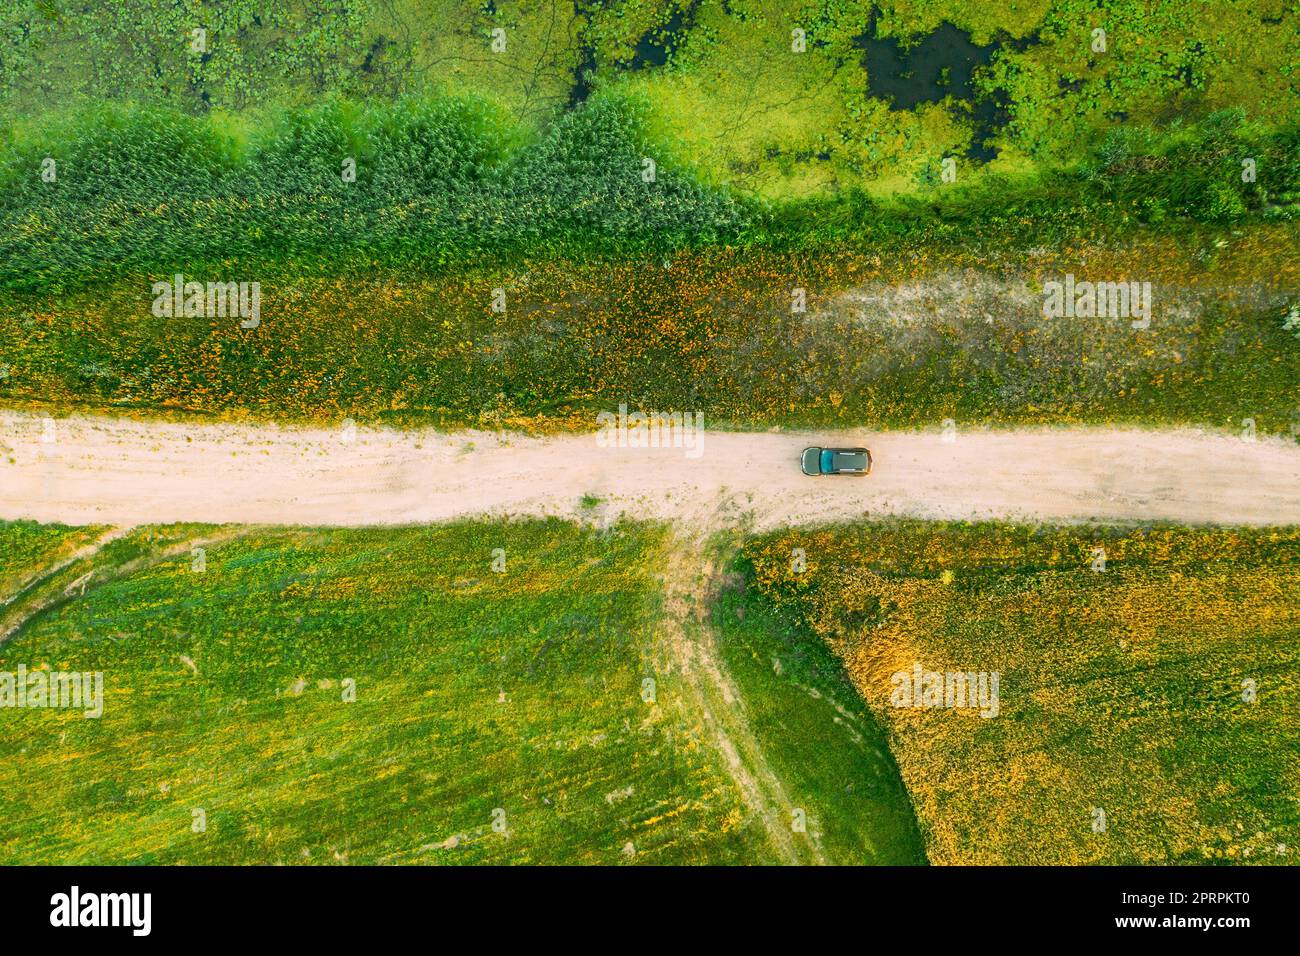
801;446;872;476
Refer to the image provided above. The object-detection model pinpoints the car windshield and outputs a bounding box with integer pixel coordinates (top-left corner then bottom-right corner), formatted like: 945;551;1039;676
820;449;836;474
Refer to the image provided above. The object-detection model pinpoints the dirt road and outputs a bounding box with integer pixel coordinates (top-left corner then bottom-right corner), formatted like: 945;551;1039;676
2;411;1298;528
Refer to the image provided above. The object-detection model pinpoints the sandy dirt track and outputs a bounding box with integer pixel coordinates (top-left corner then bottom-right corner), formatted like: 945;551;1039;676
2;411;1298;529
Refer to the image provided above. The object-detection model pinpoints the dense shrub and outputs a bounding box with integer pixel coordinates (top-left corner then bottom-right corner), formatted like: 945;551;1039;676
0;98;1295;293
0;92;748;291
1081;110;1299;224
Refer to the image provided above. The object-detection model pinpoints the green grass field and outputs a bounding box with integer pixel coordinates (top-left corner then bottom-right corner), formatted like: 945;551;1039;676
740;521;1300;864
0;517;925;865
4;515;1298;866
0;519;778;864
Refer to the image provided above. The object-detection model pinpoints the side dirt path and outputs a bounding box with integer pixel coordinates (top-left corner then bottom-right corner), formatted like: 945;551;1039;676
656;523;827;865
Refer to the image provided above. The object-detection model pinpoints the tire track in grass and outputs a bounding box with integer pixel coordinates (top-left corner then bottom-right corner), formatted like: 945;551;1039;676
0;527;246;648
656;525;827;866
0;526;127;608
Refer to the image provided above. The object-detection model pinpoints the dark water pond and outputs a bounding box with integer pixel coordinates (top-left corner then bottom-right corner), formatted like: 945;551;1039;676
857;20;1036;162
565;7;1035;164
569;2;695;106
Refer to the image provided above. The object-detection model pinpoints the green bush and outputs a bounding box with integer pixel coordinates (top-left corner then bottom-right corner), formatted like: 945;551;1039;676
1083;110;1297;224
1;100;1296;293
0;92;748;291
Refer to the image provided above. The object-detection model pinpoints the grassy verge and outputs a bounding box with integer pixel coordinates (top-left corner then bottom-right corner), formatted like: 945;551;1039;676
740;521;1300;864
4;231;1298;434
0;519;779;864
